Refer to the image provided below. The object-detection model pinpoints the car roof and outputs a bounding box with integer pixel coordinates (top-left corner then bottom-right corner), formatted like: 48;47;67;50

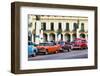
39;42;52;44
75;38;86;40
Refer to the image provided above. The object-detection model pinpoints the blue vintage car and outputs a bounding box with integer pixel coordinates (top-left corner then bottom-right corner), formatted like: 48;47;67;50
28;41;38;57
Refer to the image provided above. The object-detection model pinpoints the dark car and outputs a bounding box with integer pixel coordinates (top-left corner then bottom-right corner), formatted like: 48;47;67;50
58;41;71;52
61;42;71;52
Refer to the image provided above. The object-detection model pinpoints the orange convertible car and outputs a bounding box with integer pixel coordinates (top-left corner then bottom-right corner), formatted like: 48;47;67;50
37;42;61;54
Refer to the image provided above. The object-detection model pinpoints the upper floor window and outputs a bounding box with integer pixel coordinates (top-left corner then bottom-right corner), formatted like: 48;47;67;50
73;23;77;31
81;23;85;31
58;23;62;30
51;22;54;30
66;23;69;31
41;22;46;30
28;22;32;27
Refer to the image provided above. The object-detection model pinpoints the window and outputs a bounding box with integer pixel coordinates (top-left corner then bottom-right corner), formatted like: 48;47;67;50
81;23;85;31
66;23;69;31
41;22;46;30
58;23;62;29
73;23;77;31
51;22;54;30
28;22;32;27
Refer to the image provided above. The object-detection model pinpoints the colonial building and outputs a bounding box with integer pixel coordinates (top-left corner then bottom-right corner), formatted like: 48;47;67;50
28;15;88;43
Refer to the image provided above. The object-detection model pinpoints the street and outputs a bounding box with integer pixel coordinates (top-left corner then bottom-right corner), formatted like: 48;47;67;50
28;49;88;61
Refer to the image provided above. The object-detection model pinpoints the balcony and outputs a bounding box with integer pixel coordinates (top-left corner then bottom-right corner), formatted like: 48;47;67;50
43;29;55;33
56;29;62;34
79;29;85;32
72;29;77;32
64;29;70;32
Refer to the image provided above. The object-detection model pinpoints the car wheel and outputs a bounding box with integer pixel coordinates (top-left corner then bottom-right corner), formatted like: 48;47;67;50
59;48;64;52
68;48;71;52
80;47;83;50
55;50;58;54
71;45;73;50
85;46;88;49
32;52;36;57
44;50;48;55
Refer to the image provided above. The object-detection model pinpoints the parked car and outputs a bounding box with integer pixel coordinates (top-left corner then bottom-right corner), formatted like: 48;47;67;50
58;41;71;52
37;42;61;54
70;38;88;50
28;41;38;57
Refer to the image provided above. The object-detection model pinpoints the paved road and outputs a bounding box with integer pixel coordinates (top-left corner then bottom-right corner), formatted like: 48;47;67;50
28;49;88;61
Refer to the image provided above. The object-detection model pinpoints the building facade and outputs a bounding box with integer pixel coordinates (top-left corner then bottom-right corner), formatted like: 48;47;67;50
28;15;88;43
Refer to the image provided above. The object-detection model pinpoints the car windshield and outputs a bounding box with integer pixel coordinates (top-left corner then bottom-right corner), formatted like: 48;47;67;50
58;41;64;45
39;43;49;46
81;40;86;43
72;39;86;43
28;42;33;45
28;42;37;46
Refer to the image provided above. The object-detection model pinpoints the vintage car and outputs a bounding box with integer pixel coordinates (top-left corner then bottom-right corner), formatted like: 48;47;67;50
58;41;71;52
28;41;38;57
37;42;61;54
71;38;88;50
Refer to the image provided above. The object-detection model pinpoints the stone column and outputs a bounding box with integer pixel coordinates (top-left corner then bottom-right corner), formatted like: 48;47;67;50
31;34;34;42
76;20;80;38
70;33;73;42
47;33;50;42
55;33;58;42
70;22;73;32
85;33;88;40
35;21;41;44
63;33;65;41
39;29;44;43
62;22;66;31
77;29;80;38
46;21;50;30
35;15;41;44
54;22;58;31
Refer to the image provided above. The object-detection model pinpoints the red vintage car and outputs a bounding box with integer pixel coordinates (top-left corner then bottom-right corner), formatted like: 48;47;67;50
71;38;88;50
58;41;71;52
37;42;61;54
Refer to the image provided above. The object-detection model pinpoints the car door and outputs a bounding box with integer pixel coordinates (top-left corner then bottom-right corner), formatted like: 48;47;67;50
50;43;56;52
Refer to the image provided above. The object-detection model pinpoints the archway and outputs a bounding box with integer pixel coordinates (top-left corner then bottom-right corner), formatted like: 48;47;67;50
80;33;85;38
61;34;63;40
43;33;48;42
49;33;55;41
64;33;70;42
72;33;76;41
57;33;63;41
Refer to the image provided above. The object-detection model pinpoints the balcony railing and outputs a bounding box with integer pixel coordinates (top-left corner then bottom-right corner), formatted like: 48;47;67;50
79;29;85;32
64;29;70;32
56;29;62;34
72;29;77;32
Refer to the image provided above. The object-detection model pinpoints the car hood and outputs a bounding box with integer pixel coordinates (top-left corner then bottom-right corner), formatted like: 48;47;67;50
37;46;49;49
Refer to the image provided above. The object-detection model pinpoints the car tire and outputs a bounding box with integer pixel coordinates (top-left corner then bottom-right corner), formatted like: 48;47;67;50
32;49;37;57
55;50;58;54
32;52;36;57
85;46;88;49
71;45;73;50
80;47;83;50
59;48;64;52
68;48;71;52
44;50;48;55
